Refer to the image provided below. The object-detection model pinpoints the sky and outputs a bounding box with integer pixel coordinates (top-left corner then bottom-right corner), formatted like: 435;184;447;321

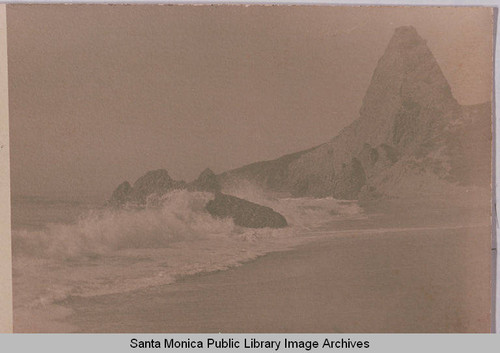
6;5;493;201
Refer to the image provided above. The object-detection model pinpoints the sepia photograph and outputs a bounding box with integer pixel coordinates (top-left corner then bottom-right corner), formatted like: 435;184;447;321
3;4;494;333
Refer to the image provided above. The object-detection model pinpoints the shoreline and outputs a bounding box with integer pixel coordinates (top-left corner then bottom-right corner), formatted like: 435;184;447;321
56;223;490;333
13;195;493;333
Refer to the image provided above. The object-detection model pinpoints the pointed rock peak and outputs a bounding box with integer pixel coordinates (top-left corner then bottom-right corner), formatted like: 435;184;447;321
191;167;220;193
133;169;173;189
116;180;131;189
198;168;215;178
130;169;178;203
359;25;456;128
394;25;418;35
143;169;171;178
135;169;171;182
110;181;133;205
389;26;425;48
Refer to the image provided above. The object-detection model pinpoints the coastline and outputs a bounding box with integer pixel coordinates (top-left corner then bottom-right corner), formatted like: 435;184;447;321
12;195;492;333
57;223;490;333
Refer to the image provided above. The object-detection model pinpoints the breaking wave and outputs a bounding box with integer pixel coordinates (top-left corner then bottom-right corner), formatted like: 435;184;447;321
13;189;362;259
12;188;363;317
13;191;228;258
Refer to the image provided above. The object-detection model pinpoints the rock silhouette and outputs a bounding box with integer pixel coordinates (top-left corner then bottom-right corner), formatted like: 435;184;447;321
206;192;287;228
218;26;491;198
109;181;133;206
109;167;288;228
110;169;186;205
110;26;491;209
188;168;221;193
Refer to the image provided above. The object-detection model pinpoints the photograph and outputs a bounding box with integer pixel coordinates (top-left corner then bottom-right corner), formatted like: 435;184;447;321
5;4;494;332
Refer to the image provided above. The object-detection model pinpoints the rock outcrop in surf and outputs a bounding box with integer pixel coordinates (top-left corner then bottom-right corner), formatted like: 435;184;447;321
109;167;288;229
131;169;186;203
206;192;287;228
109;181;133;206
110;169;186;205
187;168;221;193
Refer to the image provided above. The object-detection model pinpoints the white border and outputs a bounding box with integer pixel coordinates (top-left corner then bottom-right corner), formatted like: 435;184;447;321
0;3;12;334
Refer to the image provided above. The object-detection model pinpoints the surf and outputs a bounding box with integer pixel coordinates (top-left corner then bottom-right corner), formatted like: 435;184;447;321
12;189;362;315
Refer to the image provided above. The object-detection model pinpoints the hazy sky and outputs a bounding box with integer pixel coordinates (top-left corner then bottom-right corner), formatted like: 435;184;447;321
7;5;493;201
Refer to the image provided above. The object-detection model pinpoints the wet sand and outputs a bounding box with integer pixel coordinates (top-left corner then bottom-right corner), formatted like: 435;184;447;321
61;224;491;333
14;195;491;333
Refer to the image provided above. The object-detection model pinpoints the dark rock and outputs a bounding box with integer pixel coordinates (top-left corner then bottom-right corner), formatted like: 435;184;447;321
109;181;133;206
206;192;287;228
188;168;221;193
332;158;366;200
109;169;187;205
131;169;177;203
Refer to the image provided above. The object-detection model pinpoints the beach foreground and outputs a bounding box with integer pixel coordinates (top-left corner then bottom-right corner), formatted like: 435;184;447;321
61;225;490;333
12;195;492;333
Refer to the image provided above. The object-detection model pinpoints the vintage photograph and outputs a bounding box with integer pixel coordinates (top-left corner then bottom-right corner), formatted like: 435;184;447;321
5;5;494;332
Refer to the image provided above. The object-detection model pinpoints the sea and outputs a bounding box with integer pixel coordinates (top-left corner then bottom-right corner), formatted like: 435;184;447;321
11;185;364;329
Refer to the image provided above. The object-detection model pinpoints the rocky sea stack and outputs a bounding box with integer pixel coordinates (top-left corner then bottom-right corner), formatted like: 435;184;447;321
109;168;288;229
131;169;186;203
109;181;133;206
187;168;221;193
109;169;186;206
206;192;287;229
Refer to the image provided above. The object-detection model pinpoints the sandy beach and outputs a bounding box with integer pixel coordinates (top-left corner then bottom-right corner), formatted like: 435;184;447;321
11;195;492;333
60;223;490;333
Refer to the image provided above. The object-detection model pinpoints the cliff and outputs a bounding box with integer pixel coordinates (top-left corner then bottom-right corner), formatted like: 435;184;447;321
218;26;491;198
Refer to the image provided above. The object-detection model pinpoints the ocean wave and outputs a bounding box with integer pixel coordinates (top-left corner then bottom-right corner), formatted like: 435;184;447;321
13;189;361;259
12;189;363;312
13;191;232;258
222;181;364;228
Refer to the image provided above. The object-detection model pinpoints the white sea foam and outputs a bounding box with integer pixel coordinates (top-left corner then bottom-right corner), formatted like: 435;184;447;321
12;189;363;313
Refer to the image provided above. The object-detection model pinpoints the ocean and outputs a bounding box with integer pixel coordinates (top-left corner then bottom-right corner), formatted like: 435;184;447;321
11;188;364;329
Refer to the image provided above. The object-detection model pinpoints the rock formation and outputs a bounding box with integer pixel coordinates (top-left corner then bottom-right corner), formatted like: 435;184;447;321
332;158;367;200
187;168;221;193
109;169;186;205
109;181;133;206
206;192;287;228
109;26;491;219
131;169;177;203
109;167;289;229
217;26;491;198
